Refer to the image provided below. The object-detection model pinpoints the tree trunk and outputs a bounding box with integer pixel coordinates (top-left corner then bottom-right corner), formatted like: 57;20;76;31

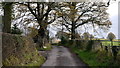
71;3;76;40
2;2;12;33
111;41;113;46
37;27;45;48
37;25;49;48
71;22;76;39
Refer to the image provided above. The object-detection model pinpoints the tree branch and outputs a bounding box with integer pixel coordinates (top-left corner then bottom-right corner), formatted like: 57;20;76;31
37;3;40;16
75;17;93;28
40;3;54;21
27;3;38;20
74;11;86;23
48;16;56;24
41;3;44;17
61;16;71;25
62;23;71;32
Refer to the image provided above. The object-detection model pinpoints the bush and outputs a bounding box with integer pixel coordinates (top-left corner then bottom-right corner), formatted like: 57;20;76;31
61;36;68;44
75;40;87;49
11;24;22;34
86;40;94;51
36;43;52;51
2;33;45;66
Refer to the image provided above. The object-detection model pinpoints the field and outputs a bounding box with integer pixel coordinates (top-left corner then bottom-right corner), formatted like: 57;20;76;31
98;39;120;46
91;39;120;46
102;41;120;46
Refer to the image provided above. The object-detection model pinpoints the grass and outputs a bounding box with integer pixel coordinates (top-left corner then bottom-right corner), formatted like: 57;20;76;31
74;50;99;66
36;43;52;51
102;41;120;46
92;39;120;41
3;52;45;67
39;45;52;51
59;39;120;67
101;39;120;46
24;56;45;67
92;38;120;46
70;47;120;67
72;48;105;66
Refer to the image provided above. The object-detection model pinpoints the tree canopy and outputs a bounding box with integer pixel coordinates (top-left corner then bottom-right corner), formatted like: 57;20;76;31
107;32;116;41
53;2;112;39
1;2;113;47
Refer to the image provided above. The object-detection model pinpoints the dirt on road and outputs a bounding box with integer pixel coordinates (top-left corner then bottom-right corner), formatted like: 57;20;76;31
41;46;88;68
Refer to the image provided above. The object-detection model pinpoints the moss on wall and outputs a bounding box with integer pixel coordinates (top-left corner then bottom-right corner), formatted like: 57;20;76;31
2;33;45;66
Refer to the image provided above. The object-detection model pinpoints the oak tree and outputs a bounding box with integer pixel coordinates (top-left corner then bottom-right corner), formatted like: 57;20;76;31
55;2;112;39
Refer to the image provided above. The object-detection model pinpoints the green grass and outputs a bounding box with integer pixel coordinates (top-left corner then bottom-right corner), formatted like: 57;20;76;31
71;47;120;67
24;56;45;66
74;50;100;66
72;48;102;66
39;45;52;51
59;39;120;67
91;39;120;46
102;41;120;46
36;44;52;51
3;53;45;67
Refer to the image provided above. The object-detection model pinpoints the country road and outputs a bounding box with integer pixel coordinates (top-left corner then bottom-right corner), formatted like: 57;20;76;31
41;46;88;68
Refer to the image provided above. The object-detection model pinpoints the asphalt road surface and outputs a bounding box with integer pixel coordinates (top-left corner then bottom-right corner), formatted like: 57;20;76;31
41;46;88;68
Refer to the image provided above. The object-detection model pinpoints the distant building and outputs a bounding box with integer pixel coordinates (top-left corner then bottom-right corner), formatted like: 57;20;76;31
52;38;61;43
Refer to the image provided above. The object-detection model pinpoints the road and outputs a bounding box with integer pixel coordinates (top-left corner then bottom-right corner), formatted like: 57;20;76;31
41;46;88;68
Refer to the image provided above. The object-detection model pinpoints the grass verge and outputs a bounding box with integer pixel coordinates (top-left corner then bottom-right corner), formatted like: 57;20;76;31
71;47;120;67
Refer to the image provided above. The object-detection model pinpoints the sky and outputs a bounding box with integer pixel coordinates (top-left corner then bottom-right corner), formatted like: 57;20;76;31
107;0;119;39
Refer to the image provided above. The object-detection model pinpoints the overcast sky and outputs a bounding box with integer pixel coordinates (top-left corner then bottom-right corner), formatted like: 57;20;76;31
106;0;119;39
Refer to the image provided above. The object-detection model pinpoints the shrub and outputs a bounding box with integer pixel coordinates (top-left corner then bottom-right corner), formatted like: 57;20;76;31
11;24;22;34
2;33;45;66
61;36;68;44
86;40;94;51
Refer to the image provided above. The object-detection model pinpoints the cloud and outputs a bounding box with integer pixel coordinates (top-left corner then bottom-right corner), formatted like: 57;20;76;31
106;1;119;39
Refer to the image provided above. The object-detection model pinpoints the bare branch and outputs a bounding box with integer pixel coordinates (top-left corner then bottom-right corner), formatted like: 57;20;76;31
27;3;38;20
62;23;71;32
37;3;40;16
61;16;71;25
